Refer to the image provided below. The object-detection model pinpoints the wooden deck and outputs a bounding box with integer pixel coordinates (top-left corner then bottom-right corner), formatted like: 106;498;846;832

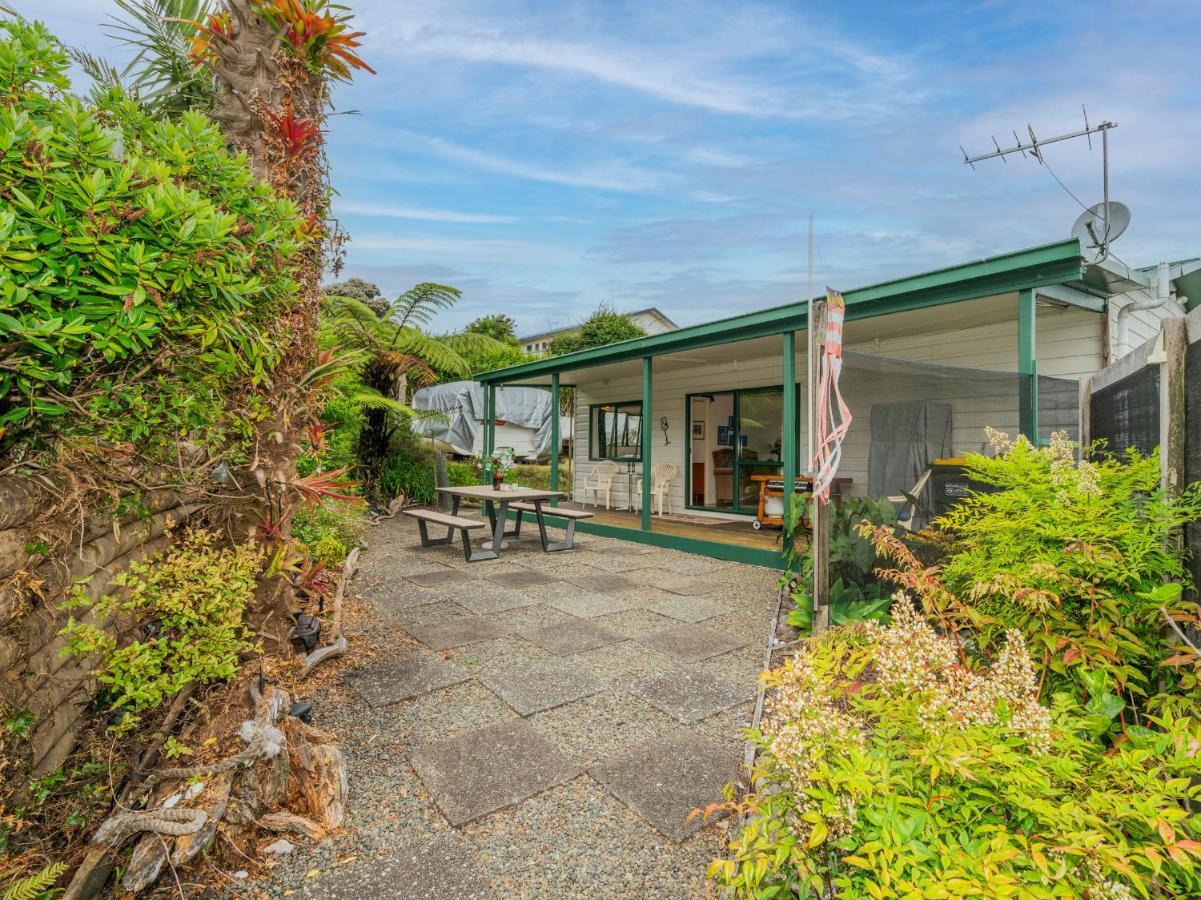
551;501;783;550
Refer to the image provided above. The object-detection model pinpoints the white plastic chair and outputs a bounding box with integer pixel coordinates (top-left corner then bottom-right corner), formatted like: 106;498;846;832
582;460;620;509
636;462;677;516
888;468;932;532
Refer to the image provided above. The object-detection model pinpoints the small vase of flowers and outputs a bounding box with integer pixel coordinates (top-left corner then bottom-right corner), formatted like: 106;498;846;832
489;447;515;490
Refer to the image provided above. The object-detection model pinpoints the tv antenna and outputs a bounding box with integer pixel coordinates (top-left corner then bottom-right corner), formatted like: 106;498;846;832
960;107;1120;260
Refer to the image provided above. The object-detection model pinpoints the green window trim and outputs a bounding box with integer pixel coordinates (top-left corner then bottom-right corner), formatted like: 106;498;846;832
587;399;644;462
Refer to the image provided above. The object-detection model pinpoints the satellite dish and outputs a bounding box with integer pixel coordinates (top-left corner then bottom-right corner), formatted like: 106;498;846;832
1071;201;1130;259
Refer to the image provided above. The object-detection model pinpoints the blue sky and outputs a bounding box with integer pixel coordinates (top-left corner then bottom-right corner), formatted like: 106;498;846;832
25;0;1201;335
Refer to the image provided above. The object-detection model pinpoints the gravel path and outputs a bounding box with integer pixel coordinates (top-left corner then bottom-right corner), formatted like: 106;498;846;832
240;514;779;899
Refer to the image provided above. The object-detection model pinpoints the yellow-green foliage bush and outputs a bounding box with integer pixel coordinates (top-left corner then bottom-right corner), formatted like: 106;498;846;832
291;499;364;566
934;431;1201;705
715;604;1201;898
61;530;261;731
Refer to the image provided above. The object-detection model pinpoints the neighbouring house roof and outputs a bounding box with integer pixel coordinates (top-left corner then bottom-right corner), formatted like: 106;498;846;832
480;238;1153;384
518;306;679;343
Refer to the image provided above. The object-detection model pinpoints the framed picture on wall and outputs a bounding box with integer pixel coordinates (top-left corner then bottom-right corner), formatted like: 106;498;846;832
691;420;705;440
717;425;730;446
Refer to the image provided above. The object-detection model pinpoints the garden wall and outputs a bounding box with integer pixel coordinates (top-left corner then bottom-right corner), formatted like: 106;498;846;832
0;477;200;779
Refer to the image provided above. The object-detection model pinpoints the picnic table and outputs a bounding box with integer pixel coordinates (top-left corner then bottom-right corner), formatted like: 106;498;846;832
436;485;570;559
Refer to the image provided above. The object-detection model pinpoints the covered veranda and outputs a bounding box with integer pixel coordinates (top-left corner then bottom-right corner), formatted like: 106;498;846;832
476;239;1118;567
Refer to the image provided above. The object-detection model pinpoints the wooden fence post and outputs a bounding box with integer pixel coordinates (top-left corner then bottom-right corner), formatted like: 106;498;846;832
1161;317;1187;503
809;300;830;635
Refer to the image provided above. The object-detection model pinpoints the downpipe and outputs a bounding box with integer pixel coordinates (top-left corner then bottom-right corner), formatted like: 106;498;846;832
1115;261;1187;356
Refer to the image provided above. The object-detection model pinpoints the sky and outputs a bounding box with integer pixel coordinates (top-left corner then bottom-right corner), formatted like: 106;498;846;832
22;0;1201;336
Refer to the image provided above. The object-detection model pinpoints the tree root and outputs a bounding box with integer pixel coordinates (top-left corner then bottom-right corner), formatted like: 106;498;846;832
92;808;207;847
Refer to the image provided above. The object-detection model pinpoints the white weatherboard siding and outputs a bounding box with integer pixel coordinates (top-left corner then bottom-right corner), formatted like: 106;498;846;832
1108;290;1181;360
570;300;1101;511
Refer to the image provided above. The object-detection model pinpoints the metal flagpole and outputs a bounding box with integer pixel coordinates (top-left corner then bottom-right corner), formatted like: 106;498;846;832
806;213;814;471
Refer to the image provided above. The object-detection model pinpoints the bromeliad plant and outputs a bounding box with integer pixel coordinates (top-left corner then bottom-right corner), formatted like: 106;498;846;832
256;0;375;81
712;602;1201;898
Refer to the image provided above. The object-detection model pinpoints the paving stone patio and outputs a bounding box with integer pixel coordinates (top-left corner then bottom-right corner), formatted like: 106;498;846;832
253;517;779;899
411;718;582;825
480;662;609;714
346;652;472;707
636;622;750;662
630;667;749;723
522;618;625;655
588;732;740;841
405;616;509;651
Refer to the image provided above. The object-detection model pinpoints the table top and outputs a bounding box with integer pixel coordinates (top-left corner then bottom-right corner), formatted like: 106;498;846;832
438;485;565;501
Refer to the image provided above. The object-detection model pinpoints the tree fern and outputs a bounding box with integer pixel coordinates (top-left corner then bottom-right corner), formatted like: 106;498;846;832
2;861;66;900
389;283;462;331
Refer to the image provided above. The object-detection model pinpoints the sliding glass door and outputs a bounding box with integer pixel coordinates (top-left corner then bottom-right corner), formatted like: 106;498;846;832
735;388;785;510
686;385;796;514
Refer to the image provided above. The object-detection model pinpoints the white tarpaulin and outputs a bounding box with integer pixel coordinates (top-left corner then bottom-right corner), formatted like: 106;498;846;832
410;381;556;460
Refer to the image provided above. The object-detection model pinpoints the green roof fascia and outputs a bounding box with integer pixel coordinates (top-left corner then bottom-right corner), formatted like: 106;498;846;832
478;238;1085;383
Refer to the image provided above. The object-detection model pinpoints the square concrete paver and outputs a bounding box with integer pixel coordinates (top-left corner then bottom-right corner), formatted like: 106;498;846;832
630;668;749;723
410;718;581;825
452;581;540;615
298;831;489;899
523;619;625;655
662;556;727;575
405;568;476;588
406;617;508;651
644;593;728;623
636;624;748;662
346;652;471;707
567;573;636;594
588;732;739;840
545;592;635;618
653;575;722;596
481;663;609;714
487;570;560;590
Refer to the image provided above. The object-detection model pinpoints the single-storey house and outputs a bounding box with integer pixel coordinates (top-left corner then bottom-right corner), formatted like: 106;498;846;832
478;239;1194;567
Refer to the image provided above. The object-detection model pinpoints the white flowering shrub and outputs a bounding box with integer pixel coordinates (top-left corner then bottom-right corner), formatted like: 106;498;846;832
711;600;1201;898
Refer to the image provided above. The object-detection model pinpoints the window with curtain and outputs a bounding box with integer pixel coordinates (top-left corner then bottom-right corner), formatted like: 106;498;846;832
590;401;643;460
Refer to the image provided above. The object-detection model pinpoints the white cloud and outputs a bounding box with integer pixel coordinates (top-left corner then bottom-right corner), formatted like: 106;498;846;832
419;134;664;193
336;201;515;224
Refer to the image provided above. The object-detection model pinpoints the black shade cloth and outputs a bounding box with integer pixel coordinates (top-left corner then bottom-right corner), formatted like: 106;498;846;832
867;400;952;498
1089;367;1160;457
1186;338;1201;597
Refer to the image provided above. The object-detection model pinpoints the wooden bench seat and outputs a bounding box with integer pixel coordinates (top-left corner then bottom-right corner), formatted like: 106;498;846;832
403;507;496;561
508;502;593;519
506;502;593;552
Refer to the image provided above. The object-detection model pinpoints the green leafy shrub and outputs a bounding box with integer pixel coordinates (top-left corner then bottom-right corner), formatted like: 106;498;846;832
0;15;303;456
446;460;479;486
714;604;1201;898
785;496;901;632
291;499;364;565
298;395;362;478
548;304;646;355
375;420;437;503
934;430;1201;700
60;530;261;731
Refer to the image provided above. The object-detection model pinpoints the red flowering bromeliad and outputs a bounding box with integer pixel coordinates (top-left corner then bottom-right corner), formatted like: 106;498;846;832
264;101;322;159
255;0;376;81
